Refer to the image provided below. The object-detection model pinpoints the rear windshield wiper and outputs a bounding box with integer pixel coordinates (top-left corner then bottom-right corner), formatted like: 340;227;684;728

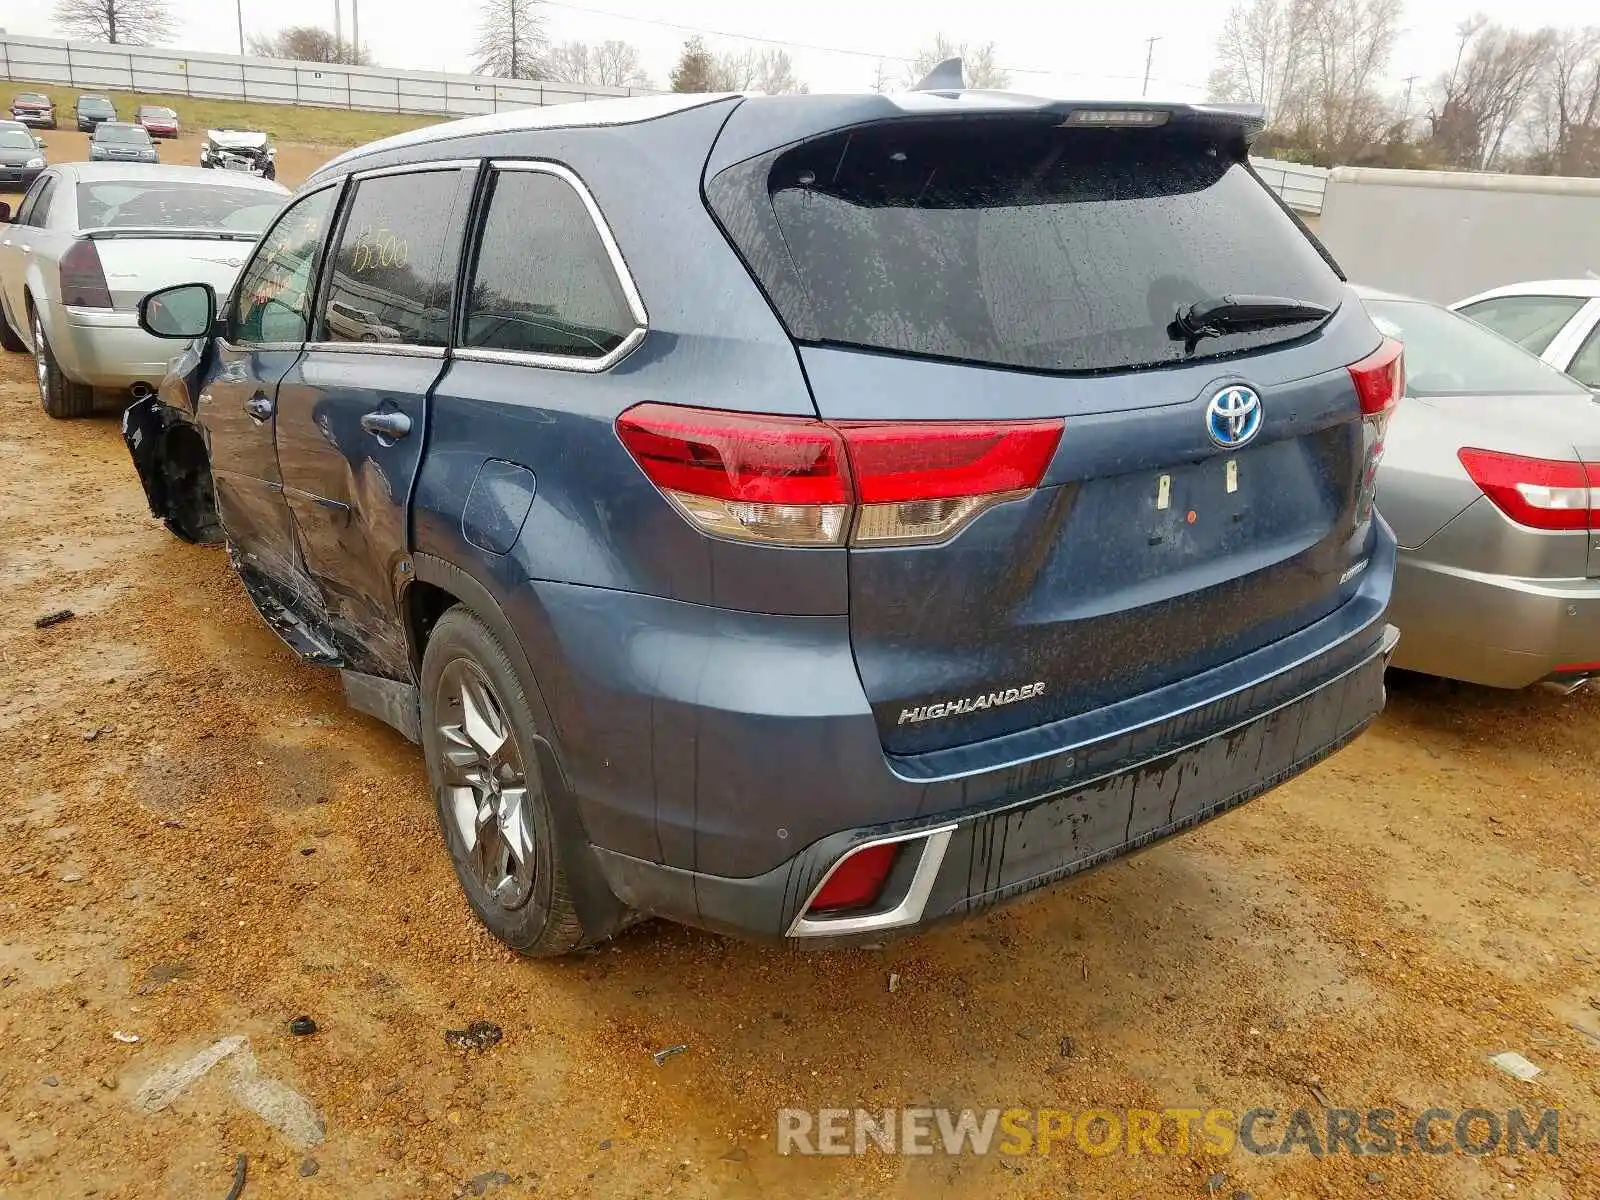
1171;294;1334;346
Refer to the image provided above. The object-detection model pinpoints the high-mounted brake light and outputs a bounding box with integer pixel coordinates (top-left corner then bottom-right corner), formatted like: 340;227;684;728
1458;449;1599;532
60;239;113;309
1062;109;1170;128
616;404;1063;548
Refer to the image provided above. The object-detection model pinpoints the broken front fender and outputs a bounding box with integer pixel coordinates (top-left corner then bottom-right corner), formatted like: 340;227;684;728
122;395;170;521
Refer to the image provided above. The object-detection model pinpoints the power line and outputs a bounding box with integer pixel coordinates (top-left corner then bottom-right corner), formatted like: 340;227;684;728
538;0;1208;88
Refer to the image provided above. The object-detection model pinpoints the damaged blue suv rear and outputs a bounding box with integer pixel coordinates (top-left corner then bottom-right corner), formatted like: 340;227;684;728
122;85;1400;954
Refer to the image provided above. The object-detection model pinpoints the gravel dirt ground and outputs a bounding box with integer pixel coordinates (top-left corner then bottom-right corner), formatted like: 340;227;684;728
2;132;1599;1200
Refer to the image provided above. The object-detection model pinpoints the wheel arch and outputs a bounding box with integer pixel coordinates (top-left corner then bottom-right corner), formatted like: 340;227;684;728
406;553;632;938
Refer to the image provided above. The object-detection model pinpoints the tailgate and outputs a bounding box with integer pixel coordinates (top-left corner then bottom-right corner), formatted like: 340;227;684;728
708;108;1388;754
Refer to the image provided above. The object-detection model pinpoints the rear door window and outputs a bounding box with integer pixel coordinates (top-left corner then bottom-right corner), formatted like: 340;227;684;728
1568;320;1600;389
724;118;1344;374
461;166;640;361
1457;295;1588;354
318;170;464;348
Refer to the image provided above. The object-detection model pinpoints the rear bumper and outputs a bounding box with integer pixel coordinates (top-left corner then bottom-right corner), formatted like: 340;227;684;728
49;307;177;390
592;623;1397;942
1388;551;1600;687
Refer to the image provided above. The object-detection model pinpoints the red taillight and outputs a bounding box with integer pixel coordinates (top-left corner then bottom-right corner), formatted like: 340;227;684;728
615;404;1063;547
1349;338;1405;418
1458;448;1599;532
60;239;113;309
807;843;899;913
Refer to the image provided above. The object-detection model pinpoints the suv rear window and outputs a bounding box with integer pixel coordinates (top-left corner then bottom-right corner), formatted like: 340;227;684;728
731;118;1343;374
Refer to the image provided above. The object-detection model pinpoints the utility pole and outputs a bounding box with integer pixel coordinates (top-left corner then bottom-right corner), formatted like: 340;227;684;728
1142;35;1162;98
511;1;520;77
1401;73;1419;120
333;0;343;62
236;0;245;55
351;0;359;64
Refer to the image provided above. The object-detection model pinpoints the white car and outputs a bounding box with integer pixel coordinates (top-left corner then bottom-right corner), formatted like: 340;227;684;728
1451;279;1600;391
0;163;288;416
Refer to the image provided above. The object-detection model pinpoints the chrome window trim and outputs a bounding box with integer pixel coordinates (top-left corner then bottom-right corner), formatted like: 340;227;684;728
346;158;478;182
786;823;958;938
453;159;648;374
217;338;302;354
303;341;446;359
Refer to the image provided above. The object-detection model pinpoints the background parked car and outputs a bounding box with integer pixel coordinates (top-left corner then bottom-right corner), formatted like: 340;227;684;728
1452;280;1600;392
0;125;47;191
0;163;288;416
75;95;116;132
1363;286;1600;690
9;92;55;130
199;129;276;180
89;122;160;164
135;105;180;139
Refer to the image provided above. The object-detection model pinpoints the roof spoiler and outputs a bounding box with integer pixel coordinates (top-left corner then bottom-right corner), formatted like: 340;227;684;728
913;57;965;92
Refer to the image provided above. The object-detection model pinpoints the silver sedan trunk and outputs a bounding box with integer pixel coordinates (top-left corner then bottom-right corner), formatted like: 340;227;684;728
1365;289;1600;687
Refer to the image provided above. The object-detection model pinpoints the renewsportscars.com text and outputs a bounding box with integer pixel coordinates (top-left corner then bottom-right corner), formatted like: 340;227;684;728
777;1106;1560;1157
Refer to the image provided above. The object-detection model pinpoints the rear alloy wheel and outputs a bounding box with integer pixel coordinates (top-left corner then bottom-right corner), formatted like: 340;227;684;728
33;309;95;419
421;607;584;956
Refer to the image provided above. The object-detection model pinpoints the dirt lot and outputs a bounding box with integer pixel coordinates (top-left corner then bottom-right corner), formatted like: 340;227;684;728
2;128;1600;1200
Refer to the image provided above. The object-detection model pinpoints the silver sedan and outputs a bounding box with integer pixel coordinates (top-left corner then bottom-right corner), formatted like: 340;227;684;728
1363;287;1600;689
0;163;286;417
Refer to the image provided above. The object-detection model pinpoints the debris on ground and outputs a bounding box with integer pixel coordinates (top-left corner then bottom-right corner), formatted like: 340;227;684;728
1366;1171;1385;1184
42;1076;57;1087
288;1016;317;1037
1059;1036;1076;1058
33;609;74;629
652;1044;688;1066
1205;1171;1227;1194
466;1169;513;1196
444;1021;503;1052
111;1030;140;1044
887;972;899;993
223;1153;247;1200
1487;1051;1541;1081
298;1158;319;1178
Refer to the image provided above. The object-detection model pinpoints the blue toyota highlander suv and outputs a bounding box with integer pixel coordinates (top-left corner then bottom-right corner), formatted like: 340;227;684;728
121;83;1401;955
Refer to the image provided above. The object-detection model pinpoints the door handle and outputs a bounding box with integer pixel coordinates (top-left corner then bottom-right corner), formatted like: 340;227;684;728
244;393;274;421
361;410;412;441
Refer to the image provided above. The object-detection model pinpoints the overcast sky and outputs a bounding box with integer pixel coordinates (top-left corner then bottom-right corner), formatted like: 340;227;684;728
4;0;1598;99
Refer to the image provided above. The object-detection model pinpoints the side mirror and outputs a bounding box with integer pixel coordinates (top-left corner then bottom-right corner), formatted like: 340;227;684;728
34;137;44;149
0;202;11;224
140;282;217;339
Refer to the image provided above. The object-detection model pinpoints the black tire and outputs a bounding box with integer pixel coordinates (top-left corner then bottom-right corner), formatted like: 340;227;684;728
0;301;24;353
31;306;95;419
420;605;585;957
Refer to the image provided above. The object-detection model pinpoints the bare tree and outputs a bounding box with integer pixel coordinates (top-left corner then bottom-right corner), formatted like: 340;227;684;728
870;59;894;94
247;25;373;66
906;35;1011;90
53;0;172;45
1426;17;1556;169
541;40;650;88
749;48;808;95
1205;0;1311;123
474;0;547;80
1292;0;1404;162
1525;27;1600;174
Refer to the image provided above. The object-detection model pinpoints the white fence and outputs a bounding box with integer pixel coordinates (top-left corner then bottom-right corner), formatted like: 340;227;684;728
1250;155;1330;215
0;34;651;119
